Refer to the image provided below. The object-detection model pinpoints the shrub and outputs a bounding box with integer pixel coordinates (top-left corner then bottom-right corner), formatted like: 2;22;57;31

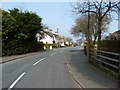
44;43;58;49
52;43;58;48
33;42;44;51
2;8;43;56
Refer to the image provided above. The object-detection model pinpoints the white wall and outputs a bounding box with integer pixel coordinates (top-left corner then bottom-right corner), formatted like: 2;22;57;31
40;34;53;44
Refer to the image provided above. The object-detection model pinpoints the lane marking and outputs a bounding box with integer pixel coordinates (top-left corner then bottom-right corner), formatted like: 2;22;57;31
8;72;26;90
33;58;45;66
50;53;56;56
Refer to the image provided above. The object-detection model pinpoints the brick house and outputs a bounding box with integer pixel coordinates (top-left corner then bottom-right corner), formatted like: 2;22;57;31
108;30;120;40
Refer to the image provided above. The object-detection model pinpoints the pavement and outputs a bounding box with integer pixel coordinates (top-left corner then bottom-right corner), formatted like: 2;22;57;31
68;49;118;88
1;46;118;89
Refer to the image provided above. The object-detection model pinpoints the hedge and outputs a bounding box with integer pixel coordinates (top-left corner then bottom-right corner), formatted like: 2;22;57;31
44;43;58;49
2;42;44;56
2;8;43;56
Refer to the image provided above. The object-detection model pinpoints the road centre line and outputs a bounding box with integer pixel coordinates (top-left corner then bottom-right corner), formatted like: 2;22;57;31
50;53;56;56
33;58;45;66
8;72;26;90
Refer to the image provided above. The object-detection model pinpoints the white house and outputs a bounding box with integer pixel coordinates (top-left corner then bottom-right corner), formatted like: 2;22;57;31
40;33;53;44
36;29;59;44
35;29;73;48
35;33;41;42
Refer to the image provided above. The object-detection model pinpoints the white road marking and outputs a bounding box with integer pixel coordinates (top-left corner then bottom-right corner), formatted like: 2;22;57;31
50;53;56;56
33;58;45;66
8;72;26;90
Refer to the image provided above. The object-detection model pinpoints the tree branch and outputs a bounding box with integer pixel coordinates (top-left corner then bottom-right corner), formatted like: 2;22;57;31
101;2;111;20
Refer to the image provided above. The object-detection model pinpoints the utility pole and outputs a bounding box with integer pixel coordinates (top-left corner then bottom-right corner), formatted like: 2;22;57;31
57;28;59;33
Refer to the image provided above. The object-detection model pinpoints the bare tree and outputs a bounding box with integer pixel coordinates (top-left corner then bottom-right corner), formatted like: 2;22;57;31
71;0;120;49
71;13;110;48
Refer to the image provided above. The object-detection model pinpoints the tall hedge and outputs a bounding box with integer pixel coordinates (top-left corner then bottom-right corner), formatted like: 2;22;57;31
100;40;120;53
2;8;43;56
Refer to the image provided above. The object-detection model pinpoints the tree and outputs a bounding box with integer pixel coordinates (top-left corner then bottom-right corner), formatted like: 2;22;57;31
42;24;49;30
71;0;120;49
71;13;110;48
2;8;43;56
65;37;72;46
2;9;18;55
9;8;42;43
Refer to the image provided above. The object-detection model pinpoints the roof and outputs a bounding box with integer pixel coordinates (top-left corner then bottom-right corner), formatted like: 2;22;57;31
44;29;59;35
113;30;120;34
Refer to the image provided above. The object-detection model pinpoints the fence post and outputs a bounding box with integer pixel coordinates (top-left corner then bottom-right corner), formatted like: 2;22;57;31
118;54;120;88
118;1;120;88
97;50;102;68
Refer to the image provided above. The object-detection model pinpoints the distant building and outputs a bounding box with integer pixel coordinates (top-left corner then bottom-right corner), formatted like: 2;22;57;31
36;29;72;47
35;33;41;42
107;30;120;40
36;29;59;44
40;33;54;44
76;39;82;45
57;36;72;47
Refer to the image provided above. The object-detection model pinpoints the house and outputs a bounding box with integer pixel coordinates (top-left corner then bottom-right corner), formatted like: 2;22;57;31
36;29;59;44
35;29;73;48
57;36;73;47
108;30;120;40
40;33;53;44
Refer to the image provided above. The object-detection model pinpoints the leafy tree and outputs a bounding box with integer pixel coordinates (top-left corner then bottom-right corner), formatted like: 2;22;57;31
2;8;43;56
9;8;42;44
2;9;17;55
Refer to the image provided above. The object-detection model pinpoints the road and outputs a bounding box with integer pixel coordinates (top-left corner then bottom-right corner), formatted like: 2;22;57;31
2;47;82;89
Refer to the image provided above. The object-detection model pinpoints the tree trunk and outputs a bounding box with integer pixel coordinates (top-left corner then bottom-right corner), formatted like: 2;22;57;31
93;35;97;49
97;19;102;50
87;38;91;63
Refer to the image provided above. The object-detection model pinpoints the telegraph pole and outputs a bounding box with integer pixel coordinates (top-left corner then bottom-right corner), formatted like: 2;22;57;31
57;28;59;34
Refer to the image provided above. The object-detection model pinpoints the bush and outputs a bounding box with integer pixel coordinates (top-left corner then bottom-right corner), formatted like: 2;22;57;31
44;43;58;49
52;43;58;48
2;40;44;56
33;42;44;51
2;8;43;56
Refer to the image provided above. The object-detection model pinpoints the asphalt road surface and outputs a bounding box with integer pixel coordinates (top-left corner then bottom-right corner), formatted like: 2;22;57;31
2;47;82;89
